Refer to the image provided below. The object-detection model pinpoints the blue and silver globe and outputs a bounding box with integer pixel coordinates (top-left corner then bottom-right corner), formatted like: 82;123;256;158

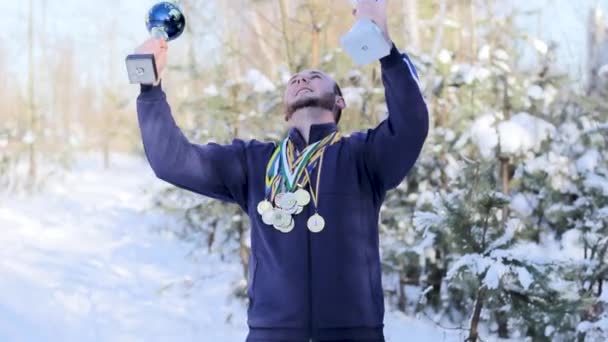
145;2;186;41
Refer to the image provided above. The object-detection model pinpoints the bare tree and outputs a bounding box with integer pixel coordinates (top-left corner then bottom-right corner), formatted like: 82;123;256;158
26;0;37;190
588;6;608;97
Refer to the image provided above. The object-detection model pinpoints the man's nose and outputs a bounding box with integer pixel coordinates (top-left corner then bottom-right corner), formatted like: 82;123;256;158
294;76;310;84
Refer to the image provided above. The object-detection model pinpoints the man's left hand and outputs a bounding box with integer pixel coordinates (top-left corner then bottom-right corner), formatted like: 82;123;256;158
352;0;391;43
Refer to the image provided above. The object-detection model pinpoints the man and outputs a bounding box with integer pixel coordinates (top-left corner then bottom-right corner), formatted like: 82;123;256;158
135;0;428;341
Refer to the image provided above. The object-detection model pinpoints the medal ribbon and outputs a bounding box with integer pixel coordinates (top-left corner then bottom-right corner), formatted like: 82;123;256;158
264;131;341;203
279;138;321;192
303;132;341;211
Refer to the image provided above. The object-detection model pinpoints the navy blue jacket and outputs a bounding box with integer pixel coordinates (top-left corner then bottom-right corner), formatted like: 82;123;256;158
136;44;428;341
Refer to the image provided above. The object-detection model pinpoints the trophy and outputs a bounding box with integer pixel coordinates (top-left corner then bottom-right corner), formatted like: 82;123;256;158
125;1;186;85
340;0;391;66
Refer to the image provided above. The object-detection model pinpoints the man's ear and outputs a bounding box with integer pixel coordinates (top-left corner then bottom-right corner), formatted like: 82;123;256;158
335;95;346;110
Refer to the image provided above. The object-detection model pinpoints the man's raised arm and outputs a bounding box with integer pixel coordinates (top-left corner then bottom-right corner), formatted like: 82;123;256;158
135;38;248;207
360;45;429;191
353;0;429;191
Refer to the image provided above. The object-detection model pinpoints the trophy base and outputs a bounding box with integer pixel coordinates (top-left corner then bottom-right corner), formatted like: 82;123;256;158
125;54;158;85
340;18;392;66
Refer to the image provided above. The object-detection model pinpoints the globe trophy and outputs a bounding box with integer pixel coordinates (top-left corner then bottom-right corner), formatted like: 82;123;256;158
340;0;391;66
125;1;186;85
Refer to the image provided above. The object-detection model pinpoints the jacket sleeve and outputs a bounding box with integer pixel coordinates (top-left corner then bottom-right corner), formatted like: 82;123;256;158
360;44;429;192
136;83;248;208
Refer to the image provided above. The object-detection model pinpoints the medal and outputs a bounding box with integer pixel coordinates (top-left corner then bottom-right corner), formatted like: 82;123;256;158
278;192;298;210
272;209;291;228
274;192;284;206
262;209;275;225
307;213;325;233
261;132;342;233
257;200;273;215
286;204;300;215
294;188;310;206
275;218;295;233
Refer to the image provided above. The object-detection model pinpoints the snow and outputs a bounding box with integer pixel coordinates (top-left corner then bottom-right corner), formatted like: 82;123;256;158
469;113;498;158
22;131;35;144
203;84;219;97
466;111;556;157
493;49;510;61
446;254;493;281
0;153;463;341
583;173;608;196
532;39;548;55
520;152;579;193
486;219;520;252
497;112;556;155
244;69;276;93
0;154;248;341
483;263;508;290
526;84;544;100
576;149;601;173
598;64;608;78
450;64;491;85
342;86;366;109
510;193;537;217
514;266;534;290
413;211;442;232
438;49;452;64
478;45;491;61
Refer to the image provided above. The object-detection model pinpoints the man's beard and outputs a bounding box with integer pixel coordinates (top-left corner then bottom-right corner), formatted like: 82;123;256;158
285;91;336;121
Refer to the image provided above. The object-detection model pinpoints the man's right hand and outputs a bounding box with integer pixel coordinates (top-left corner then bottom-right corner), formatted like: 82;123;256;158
134;38;168;86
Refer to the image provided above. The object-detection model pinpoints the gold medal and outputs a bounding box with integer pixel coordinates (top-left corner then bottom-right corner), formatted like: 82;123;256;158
307;213;325;233
257;200;273;215
293;206;303;215
294;188;310;206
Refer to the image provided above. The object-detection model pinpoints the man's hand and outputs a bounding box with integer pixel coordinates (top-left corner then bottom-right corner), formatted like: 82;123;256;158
352;0;391;43
134;38;168;86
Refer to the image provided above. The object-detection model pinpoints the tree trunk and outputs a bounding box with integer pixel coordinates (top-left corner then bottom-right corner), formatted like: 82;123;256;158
467;286;486;342
403;0;420;51
27;0;37;190
311;24;320;68
277;0;294;70
587;6;607;97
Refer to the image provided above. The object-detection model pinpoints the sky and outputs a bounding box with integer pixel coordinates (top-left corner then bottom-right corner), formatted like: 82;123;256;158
0;0;606;92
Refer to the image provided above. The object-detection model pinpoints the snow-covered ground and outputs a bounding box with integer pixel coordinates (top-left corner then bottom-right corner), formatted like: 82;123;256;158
0;153;466;342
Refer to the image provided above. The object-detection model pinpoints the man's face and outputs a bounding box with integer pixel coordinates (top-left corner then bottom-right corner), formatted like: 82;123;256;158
284;69;340;121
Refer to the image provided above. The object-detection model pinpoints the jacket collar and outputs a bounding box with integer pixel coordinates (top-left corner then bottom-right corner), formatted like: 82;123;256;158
287;122;337;152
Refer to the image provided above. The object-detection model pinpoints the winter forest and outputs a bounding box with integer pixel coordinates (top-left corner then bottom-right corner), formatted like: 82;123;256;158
1;0;608;341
